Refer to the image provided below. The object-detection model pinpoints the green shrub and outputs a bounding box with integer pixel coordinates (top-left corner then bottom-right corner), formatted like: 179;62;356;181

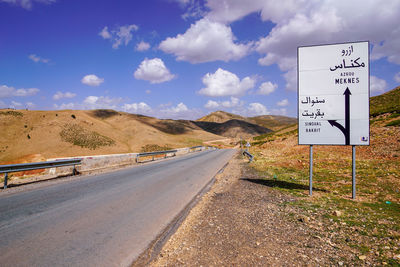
60;124;115;149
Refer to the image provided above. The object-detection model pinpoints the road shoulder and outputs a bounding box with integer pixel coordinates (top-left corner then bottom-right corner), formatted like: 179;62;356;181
147;154;356;266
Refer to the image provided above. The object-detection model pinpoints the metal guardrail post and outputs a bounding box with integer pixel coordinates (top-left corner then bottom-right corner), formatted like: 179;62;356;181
1;159;82;189
4;173;8;189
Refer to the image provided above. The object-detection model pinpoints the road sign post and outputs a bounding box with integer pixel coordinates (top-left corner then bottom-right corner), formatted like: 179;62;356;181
309;145;313;196
298;41;369;199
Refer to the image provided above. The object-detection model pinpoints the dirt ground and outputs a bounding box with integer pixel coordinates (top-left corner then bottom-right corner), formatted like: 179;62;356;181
147;153;362;267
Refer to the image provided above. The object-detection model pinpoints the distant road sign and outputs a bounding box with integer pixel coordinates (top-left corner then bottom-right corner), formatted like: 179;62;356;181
298;41;370;145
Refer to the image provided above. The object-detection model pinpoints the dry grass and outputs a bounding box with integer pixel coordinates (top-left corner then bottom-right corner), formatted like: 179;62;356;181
248;116;400;264
0;109;223;164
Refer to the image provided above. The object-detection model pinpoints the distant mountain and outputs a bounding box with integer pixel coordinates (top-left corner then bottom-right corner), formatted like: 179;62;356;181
197;111;247;123
197;110;296;131
193;119;272;139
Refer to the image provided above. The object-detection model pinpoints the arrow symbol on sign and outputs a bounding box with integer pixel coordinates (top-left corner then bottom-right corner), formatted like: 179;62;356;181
328;87;351;145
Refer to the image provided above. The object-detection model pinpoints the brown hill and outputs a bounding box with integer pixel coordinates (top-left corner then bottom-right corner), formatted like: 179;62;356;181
193;119;272;139
197;111;247;123
0;109;223;164
197;110;296;131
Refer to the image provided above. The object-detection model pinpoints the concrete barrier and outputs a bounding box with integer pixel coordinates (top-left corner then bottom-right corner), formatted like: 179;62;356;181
46;146;208;176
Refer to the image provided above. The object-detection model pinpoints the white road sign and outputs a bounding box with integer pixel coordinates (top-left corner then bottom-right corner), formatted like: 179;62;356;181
298;41;370;145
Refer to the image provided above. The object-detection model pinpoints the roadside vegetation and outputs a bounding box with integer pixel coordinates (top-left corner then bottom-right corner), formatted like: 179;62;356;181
60;123;115;150
247;87;400;265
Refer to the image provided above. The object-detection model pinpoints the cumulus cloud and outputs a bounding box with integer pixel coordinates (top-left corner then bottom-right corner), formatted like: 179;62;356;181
135;41;150;51
204;100;219;109
54;95;123;110
271;108;288;116
0;85;39;98
99;24;139;49
198;68;255;97
53;91;76;100
81;74;104;87
394;72;400;83
247;102;270;116
159;18;250;63
121;102;152;114
204;97;243;109
28;54;50;63
201;0;400;90
258;81;277;95
159;102;202;120
1;0;56;9
370;76;387;94
134;58;175;84
277;98;289;107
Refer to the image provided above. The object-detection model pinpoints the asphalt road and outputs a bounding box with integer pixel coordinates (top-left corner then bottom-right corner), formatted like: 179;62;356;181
0;149;235;267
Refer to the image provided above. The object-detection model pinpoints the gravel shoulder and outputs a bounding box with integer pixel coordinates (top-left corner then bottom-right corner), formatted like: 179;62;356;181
148;153;356;266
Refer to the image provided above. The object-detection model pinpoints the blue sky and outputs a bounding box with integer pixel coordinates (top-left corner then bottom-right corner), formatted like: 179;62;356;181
0;0;399;119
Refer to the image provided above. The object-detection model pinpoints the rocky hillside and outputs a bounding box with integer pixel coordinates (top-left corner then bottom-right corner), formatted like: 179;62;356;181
193;119;272;139
0;109;222;164
197;110;296;131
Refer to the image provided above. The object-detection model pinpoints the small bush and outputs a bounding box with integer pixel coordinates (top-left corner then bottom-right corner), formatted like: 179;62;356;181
71;114;76;119
27;134;31;139
0;111;23;117
385;119;400;127
141;144;173;153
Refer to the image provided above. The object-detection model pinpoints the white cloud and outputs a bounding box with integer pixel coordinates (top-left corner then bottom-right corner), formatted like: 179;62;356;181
198;68;255;97
370;76;387;93
202;0;400;90
99;24;139;49
1;0;55;10
121;102;152;114
99;26;111;39
180;0;206;20
205;0;264;23
277;98;289;107
54;95;123;110
0;85;39;98
145;89;151;94
135;41;150;51
247;102;270;116
26;102;35;108
204;97;243;109
83;96;122;110
81;74;104;87
394;72;400;83
28;54;50;63
271;108;288;116
134;58;175;84
53;91;76;100
159;18;250;63
258;81;277;95
204;100;219;109
10;101;23;109
159;102;202;120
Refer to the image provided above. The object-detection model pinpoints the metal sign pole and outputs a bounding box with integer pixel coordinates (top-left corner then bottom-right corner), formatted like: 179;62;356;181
352;145;356;199
309;145;313;196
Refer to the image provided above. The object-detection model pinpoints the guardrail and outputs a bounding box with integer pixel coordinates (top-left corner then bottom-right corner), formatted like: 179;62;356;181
189;145;203;152
0;158;82;189
243;150;254;162
136;150;178;163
